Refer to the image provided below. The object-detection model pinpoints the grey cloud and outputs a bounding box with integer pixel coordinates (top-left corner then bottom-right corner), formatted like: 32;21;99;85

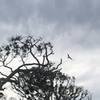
0;0;100;25
36;0;100;49
0;0;100;48
0;0;38;24
37;0;100;25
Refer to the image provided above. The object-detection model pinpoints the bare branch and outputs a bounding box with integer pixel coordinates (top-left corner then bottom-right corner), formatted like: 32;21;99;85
30;48;40;67
3;65;13;72
44;44;49;64
56;59;62;68
42;55;45;65
6;55;16;65
20;56;28;69
0;72;7;77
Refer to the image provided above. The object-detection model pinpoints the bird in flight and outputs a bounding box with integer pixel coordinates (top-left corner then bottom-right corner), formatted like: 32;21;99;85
67;53;72;60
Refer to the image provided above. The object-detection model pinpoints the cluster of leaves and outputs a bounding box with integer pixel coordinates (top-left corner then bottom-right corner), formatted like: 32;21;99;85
12;67;89;100
0;35;91;100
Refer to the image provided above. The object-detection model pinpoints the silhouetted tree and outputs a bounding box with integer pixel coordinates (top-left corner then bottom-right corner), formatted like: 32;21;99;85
0;35;91;100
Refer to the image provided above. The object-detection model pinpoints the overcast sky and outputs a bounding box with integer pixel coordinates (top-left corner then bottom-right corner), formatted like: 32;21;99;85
0;0;100;100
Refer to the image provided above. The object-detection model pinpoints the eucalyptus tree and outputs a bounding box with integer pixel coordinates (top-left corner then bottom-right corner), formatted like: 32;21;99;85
0;35;91;100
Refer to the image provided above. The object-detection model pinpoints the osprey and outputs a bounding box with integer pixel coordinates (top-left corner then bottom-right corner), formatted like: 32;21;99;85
67;53;72;60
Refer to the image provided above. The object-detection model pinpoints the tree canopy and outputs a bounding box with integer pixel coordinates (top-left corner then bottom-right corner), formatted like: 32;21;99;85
0;35;91;100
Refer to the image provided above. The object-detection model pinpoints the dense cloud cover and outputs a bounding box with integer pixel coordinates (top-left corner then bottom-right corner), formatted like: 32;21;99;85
0;0;100;100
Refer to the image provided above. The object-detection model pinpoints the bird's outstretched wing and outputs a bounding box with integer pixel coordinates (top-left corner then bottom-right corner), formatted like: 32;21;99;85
67;53;72;60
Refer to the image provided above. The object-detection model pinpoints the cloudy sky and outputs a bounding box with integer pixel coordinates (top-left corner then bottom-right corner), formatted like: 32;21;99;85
0;0;100;99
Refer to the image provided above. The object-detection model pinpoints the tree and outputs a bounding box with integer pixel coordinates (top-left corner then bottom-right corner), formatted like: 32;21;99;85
0;35;91;100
